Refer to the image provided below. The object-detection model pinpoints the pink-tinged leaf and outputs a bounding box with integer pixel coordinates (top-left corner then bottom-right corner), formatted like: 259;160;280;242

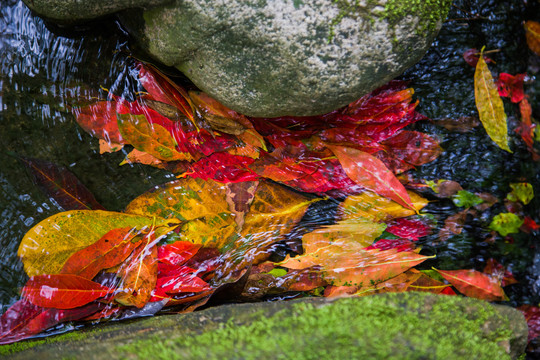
517;305;540;340
72;101;125;144
483;259;518;287
327;145;415;210
365;239;415;253
157;241;202;266
17;156;105;211
381;131;443;166
435;268;508;301
153;267;211;298
385;218;431;240
22;274;114;309
463;48;494;67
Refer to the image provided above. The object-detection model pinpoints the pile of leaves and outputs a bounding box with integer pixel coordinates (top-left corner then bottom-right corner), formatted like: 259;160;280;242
3;25;540;344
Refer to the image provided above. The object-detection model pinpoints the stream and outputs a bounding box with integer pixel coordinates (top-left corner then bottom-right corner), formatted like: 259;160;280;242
0;0;539;351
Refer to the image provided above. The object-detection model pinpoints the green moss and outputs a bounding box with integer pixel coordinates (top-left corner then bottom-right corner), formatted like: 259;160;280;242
0;330;87;356
383;0;453;34
116;293;514;359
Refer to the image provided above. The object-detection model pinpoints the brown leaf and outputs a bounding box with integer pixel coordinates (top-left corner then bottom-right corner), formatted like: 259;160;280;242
525;21;540;56
435;116;480;133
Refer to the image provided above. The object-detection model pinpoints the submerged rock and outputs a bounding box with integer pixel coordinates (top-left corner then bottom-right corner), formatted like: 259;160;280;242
23;0;452;117
1;293;527;359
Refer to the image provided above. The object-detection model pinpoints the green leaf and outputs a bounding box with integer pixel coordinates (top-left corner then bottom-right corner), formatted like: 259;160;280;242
267;268;288;277
452;190;484;208
507;183;534;205
489;213;524;236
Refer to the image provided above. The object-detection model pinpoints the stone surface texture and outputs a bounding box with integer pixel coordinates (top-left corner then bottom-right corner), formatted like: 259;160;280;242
119;0;452;117
1;293;528;360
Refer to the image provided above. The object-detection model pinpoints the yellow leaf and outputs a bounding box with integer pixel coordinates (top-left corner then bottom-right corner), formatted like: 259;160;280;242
338;190;428;222
18;210;178;277
117;112;192;161
353;269;423;297
474;47;511;152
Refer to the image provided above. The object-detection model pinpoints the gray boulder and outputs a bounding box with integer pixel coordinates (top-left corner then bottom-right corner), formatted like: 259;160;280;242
23;0;452;117
0;293;528;359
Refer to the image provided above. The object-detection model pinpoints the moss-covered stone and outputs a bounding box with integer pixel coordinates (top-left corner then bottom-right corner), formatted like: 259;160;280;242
2;293;527;360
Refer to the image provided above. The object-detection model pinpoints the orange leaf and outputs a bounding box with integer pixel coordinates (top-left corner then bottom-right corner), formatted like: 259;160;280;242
435;268;508;301
525;21;540;56
327;145;414;210
60;227;142;280
21;274;113;309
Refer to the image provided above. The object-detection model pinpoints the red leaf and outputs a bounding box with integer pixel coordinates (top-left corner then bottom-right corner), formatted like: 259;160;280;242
483;259;518;287
385;218;431;240
61;227;142;279
158;241;202;266
435;269;507;301
497;73;526;103
153;266;211;299
0;299;101;344
22;274;114;309
72;101;124;144
518;305;540;340
179;152;259;183
17;156;105;211
380;131;442;166
366;238;415;252
522;216;540;233
327;145;415;210
463;48;494;67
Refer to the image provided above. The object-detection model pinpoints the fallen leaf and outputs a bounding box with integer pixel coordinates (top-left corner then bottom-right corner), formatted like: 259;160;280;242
327;145;415;210
507;182;534;205
338;189;427;222
117;112;189;161
438;209;471;242
525;21;540;56
18;210;178;277
517;305;540;340
497;73;526;103
489;212;524;236
115;243;158;308
353;270;423;296
16;156;105;211
435;268;507;301
158;241;202;266
452;190;484;208
72;101;124;144
425;179;463;198
435;116;480;133
380;131;442;166
474;47;511;152
483;259;518;287
385;218;431;240
22;274;113;309
463;48;494;67
60;227;143;280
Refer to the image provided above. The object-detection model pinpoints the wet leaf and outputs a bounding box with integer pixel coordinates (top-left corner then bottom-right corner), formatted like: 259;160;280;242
507;182;534;205
115;243;158;308
463;48;494;67
18;210;178;277
435;116;480;133
425;179;463;198
474;47;511;152
385;218;431;240
301;219;387;250
339;190;427;222
435;268;507;301
0;300;101;345
452;190;484;208
353;270;423;297
380;131;442;166
408;270;452;294
489;212;524;236
22;274;113;309
72;101;124;144
60;227;143;280
117;112;189;161
525;21;540;56
483;259;518;287
16;156;105;211
438;209;471;242
327;145;415;210
158;241;202;266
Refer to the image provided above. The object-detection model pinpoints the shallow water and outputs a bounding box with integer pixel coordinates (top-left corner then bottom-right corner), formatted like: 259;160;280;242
0;0;539;344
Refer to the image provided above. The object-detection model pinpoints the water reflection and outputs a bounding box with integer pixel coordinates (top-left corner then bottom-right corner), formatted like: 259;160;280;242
0;0;172;308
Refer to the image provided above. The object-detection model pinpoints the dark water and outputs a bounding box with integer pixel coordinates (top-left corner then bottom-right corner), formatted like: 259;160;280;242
0;0;539;343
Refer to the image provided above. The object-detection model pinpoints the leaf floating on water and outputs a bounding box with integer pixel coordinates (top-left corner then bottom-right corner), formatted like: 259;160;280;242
525;21;540;56
72;101;125;144
506;182;534;205
474;47;511;152
489;212;524;236
327;145;415;210
435;268;508;301
22;274;114;309
15;156;105;211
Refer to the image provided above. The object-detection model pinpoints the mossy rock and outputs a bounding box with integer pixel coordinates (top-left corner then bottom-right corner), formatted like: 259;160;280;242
0;292;527;359
22;0;452;117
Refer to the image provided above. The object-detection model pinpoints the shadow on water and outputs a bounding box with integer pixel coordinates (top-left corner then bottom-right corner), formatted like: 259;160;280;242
0;0;539;346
